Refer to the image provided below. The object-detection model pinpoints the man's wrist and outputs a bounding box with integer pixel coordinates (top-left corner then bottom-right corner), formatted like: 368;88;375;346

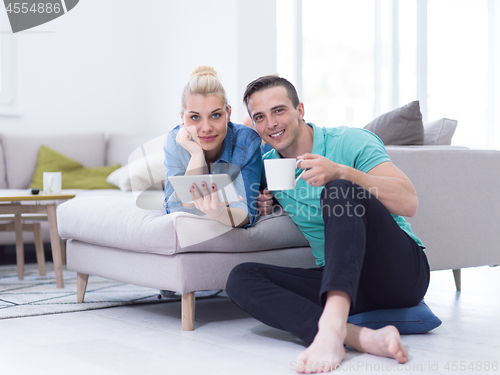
338;164;352;181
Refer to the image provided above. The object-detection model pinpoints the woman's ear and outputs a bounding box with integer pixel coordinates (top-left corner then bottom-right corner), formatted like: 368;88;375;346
180;111;185;125
226;105;232;123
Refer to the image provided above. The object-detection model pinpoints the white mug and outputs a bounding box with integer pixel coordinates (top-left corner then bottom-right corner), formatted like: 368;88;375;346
264;158;304;191
43;172;62;194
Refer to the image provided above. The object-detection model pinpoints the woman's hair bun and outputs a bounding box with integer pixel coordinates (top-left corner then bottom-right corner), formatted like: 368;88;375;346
181;66;228;112
190;66;218;80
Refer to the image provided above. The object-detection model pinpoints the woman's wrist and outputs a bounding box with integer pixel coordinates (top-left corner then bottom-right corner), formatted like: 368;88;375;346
188;148;204;158
185;153;207;175
209;207;227;219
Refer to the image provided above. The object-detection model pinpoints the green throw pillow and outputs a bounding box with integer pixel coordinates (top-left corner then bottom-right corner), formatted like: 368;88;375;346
29;145;120;189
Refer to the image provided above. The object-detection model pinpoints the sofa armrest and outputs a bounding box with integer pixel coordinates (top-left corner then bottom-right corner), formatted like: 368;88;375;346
387;147;500;271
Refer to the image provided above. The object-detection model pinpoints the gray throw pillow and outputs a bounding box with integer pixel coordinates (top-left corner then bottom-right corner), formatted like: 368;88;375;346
423;118;458;145
364;100;424;145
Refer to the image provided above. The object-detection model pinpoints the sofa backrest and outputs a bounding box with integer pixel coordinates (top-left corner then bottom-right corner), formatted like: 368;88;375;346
1;133;106;189
106;134;164;166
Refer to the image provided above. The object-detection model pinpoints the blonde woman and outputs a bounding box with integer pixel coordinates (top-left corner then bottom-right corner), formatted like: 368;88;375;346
163;66;262;228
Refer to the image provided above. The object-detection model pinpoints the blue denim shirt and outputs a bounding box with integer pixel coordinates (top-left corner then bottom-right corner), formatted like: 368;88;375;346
163;122;262;227
261;142;273;154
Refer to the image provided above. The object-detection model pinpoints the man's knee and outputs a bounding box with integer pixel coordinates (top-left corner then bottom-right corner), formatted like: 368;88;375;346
322;179;360;200
321;180;374;219
322;180;377;203
325;178;353;189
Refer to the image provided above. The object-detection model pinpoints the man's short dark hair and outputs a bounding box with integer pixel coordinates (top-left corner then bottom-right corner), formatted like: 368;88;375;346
243;75;300;109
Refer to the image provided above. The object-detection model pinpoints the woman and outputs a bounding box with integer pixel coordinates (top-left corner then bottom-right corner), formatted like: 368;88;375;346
163;66;262;228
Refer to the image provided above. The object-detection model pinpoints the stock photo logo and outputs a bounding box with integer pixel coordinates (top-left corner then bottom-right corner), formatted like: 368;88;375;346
3;0;79;33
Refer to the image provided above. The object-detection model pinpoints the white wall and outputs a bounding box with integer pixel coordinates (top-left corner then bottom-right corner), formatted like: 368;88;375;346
0;0;276;136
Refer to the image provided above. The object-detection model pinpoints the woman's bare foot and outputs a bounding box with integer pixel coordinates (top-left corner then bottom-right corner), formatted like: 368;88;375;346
295;322;347;373
356;325;408;364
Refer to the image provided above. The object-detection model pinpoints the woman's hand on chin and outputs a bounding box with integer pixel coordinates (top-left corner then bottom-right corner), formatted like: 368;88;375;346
190;182;227;219
177;125;204;156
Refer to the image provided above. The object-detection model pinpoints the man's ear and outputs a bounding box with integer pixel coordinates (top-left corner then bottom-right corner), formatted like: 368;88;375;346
297;102;305;121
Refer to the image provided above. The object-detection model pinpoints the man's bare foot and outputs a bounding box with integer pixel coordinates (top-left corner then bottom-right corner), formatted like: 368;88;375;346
357;325;408;364
295;323;347;373
295;324;408;373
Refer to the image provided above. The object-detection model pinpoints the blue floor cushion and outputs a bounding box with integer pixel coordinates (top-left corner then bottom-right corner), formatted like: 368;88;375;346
347;300;441;334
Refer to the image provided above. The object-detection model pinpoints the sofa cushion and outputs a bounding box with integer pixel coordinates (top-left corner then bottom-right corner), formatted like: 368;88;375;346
29;146;120;190
2;133;106;189
106;164;134;191
57;194;309;255
364;101;424;145
423;118;458;145
106;148;165;192
348;300;441;334
106;134;166;192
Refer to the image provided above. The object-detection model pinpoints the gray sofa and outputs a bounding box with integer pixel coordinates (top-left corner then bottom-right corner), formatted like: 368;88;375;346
1;133;500;330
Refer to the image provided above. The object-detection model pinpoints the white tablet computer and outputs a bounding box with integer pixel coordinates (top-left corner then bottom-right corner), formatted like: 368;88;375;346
168;174;240;203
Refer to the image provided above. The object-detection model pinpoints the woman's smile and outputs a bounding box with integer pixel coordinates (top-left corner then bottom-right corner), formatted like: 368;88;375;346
199;135;218;142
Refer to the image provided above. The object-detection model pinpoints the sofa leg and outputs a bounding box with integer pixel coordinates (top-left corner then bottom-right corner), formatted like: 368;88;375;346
77;273;89;303
181;292;195;331
60;239;67;266
453;269;461;292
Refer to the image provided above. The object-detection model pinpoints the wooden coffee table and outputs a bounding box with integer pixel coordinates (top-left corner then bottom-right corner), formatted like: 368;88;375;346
0;191;76;288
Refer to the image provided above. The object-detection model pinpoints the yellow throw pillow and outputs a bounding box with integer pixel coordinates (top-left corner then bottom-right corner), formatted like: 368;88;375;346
29;145;120;189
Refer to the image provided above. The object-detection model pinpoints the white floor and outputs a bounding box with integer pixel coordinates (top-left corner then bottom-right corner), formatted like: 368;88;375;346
1;265;499;375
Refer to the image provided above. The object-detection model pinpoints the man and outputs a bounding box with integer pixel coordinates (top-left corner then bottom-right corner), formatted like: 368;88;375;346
226;76;430;373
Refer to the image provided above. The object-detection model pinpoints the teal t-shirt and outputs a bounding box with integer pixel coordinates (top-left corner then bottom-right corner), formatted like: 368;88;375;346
262;123;424;267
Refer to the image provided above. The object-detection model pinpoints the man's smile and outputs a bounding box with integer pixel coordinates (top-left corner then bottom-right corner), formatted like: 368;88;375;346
269;130;285;139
